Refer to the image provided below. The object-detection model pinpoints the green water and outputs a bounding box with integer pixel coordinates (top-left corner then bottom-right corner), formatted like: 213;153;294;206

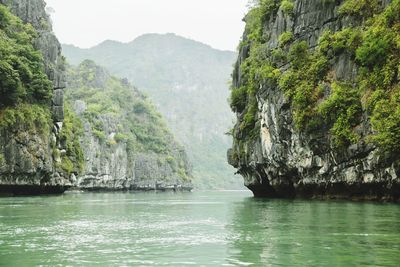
0;191;399;267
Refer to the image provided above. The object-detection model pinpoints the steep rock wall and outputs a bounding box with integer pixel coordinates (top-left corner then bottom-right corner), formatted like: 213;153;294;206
76;116;192;191
0;0;69;194
228;0;400;201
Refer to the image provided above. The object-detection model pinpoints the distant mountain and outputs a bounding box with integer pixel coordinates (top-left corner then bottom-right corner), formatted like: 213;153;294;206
63;33;242;189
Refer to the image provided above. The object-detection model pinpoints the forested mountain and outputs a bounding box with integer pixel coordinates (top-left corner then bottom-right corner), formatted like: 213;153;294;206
63;34;241;189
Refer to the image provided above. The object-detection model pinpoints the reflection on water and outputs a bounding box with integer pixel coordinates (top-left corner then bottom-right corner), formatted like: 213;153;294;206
0;191;399;266
228;198;400;267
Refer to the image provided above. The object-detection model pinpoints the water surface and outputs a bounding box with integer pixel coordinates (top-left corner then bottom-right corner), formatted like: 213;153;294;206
0;191;399;266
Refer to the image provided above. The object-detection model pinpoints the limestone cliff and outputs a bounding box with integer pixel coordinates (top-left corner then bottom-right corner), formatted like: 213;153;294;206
228;0;400;201
66;61;193;191
0;0;69;195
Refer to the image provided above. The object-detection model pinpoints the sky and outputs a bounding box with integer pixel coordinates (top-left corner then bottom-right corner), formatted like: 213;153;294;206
44;0;249;51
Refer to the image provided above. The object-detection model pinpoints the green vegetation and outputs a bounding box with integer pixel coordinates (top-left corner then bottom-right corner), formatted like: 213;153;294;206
66;60;172;154
370;87;400;153
58;106;84;175
0;104;51;134
0;152;4;166
232;0;400;151
352;0;400;152
278;31;294;47
0;5;53;108
0;5;84;177
242;0;281;45
231;44;280;136
339;0;380;18
230;86;248;113
65;60;191;180
231;0;282;136
318;82;362;146
279;40;331;132
280;0;294;15
0;5;53;151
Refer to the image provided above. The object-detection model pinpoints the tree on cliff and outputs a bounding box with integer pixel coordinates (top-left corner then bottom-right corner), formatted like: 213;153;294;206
0;5;52;108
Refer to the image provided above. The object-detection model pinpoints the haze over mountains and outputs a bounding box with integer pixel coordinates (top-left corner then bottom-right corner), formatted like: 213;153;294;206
63;33;241;189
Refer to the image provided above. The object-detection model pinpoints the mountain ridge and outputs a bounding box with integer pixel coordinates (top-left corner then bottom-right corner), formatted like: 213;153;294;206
64;33;236;54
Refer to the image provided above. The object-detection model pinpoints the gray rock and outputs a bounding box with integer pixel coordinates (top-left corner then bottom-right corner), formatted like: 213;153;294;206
0;0;68;195
229;0;399;201
73;99;193;191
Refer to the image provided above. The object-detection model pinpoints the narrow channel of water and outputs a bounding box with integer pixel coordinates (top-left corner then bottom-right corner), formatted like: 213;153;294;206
0;191;399;266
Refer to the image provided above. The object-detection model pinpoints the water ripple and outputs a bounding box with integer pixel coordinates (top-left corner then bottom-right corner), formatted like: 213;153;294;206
0;191;399;266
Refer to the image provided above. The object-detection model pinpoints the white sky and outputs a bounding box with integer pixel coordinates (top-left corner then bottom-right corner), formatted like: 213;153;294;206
44;0;249;51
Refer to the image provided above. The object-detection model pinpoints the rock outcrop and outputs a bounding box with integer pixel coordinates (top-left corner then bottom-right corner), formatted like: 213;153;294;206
66;61;193;191
228;0;400;201
0;0;69;195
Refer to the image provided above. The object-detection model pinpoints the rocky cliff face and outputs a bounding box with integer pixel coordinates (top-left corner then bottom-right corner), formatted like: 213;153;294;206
66;61;193;191
0;0;66;118
228;0;400;201
0;0;69;195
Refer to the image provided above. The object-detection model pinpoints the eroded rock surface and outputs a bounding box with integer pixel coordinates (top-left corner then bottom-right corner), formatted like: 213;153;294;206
228;0;400;201
0;0;68;195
